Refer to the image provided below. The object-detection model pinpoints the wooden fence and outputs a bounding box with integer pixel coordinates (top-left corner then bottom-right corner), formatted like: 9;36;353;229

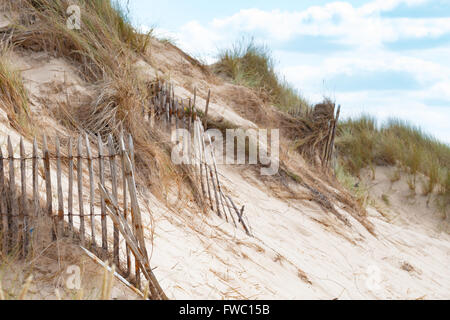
0;80;253;299
147;81;252;236
322;105;341;168
0;132;167;299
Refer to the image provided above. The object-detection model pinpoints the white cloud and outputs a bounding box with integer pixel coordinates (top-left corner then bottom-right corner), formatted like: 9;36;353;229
142;0;450;142
147;0;450;56
200;0;450;48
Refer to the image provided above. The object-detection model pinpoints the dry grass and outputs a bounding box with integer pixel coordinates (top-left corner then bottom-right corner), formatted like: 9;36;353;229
336;115;450;216
9;0;150;81
1;0;203;207
437;171;450;219
0;44;32;135
214;37;310;114
0;245;120;300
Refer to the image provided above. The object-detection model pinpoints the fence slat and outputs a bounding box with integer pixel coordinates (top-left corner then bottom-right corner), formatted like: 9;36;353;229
119;132;131;275
193;87;197;110
128;134;135;173
77;136;85;246
166;101;170;131
327;105;341;166
188;98;192;133
85;134;96;248
199;125;214;210
222;192;237;228
209;165;221;217
0;148;8;253
180;100;184;130
196;122;206;202
56;137;64;238
32;139;39;218
227;196;251;236
162;93;167;128
42;136;52;221
204;165;214;210
108;135;119;268
169;87;174;129
68;138;74;234
127;134;141;288
322;104;335;166
207;133;230;222
175;100;179;130
203;89;211;130
98;135;107;254
20;137;28;256
8;136;20;248
150;97;155;128
171;83;175;111
204;134;221;217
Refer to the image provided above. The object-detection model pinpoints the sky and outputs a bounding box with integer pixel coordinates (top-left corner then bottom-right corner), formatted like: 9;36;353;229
119;0;450;143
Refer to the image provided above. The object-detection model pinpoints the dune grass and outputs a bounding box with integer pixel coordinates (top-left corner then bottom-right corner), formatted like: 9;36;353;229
4;0;204;206
336;115;450;216
0;45;32;135
214;37;310;114
214;38;340;163
437;170;450;217
0;247;120;300
11;0;151;82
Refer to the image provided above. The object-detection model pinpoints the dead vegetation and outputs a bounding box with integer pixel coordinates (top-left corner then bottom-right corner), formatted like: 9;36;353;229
0;0;203;208
0;44;32;135
213;39;339;164
0;240;141;300
336;116;450;218
214;37;309;113
3;0;368;228
0;0;448;301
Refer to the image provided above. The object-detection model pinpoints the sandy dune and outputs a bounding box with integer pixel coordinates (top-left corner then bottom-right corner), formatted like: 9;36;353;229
0;27;448;300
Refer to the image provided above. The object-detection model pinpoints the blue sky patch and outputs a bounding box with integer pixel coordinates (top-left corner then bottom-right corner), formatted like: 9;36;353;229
381;1;450;18
327;71;421;91
385;34;450;51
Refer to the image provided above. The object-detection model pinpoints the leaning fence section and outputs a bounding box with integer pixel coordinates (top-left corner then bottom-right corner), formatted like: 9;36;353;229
145;81;252;236
0;133;166;299
145;79;342;235
0;80;256;298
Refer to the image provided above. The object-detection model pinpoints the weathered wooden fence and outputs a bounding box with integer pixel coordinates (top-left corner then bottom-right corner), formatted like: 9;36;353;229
147;81;252;236
322;105;341;168
0;80;253;299
0;132;167;299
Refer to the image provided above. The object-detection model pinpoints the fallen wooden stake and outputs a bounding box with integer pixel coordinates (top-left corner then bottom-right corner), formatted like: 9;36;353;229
80;246;146;300
227;196;251;236
99;183;168;300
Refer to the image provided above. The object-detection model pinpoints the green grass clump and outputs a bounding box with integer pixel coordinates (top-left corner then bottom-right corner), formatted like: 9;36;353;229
335;163;369;208
337;115;378;175
0;46;32;134
214;37;310;114
437;170;450;218
336;115;450;214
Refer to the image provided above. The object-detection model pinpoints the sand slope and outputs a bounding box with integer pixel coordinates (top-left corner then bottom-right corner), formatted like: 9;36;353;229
0;30;448;300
